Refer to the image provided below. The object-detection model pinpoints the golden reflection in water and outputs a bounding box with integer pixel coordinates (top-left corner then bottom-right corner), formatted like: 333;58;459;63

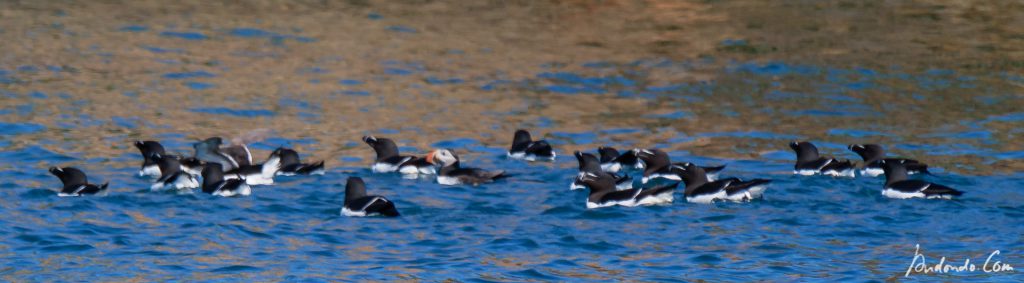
1;1;1022;175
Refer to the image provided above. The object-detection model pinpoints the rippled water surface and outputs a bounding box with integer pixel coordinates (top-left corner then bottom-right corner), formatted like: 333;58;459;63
2;0;1023;281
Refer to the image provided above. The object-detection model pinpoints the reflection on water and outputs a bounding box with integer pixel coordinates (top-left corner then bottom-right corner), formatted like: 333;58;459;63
0;0;1022;281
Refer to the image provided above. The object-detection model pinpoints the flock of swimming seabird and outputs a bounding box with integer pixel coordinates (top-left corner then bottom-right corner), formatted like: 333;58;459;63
48;129;964;217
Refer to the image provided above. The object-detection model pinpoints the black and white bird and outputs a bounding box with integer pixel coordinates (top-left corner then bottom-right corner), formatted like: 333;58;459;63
274;147;325;176
134;140;166;177
427;149;507;185
48;167;108;197
789;141;855;177
149;154;199;191
597;146;643;173
223;150;282;185
341;177;400;217
880;160;962;199
575;171;678;208
671;163;771;204
200;163;251;197
362;136;435;175
848;144;929;177
180;157;204;177
633;148;725;184
507;129;556;161
570;151;632;190
193;137;252;171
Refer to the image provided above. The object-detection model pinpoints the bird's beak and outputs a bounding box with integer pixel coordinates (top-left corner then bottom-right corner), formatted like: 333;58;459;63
425;150;437;164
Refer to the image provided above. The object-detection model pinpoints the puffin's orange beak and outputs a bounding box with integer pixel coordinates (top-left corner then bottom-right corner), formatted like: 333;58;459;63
425;150;437;164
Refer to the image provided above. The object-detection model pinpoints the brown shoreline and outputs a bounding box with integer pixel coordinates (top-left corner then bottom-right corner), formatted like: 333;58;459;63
0;0;1022;174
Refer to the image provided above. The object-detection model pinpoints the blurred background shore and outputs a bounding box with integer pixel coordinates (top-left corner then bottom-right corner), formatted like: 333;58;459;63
1;0;1022;174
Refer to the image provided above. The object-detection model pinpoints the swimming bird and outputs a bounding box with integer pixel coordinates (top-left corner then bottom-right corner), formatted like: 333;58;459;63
362;136;434;175
670;163;771;204
848;144;929;177
633;148;725;183
575;171;678;208
507;129;555;161
193;137;252;171
149;154;199;191
48;167;108;197
274;147;325;176
597;146;643;173
789;141;855;177
200;163;251;197
223;149;283;185
180;157;204;177
427;149;507;185
880;160;962;199
134;140;166;177
341;177;400;217
570;151;632;190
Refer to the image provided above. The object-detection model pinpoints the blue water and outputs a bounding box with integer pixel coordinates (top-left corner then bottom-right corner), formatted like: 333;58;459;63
3;25;1024;280
2;134;1022;281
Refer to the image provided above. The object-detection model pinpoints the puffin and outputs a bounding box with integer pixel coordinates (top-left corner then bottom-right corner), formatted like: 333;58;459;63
426;149;507;185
